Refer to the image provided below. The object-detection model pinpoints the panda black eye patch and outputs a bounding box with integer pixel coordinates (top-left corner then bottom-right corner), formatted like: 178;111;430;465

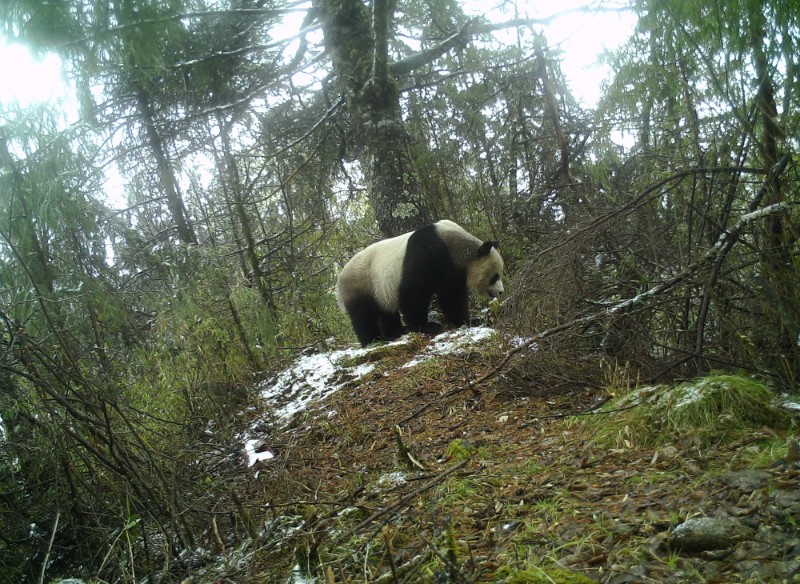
490;274;499;285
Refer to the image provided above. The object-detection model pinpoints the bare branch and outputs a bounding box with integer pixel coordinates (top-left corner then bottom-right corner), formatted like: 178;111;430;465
391;6;630;75
475;200;793;388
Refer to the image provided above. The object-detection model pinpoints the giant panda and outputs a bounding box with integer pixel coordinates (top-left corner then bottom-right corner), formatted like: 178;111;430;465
336;220;504;346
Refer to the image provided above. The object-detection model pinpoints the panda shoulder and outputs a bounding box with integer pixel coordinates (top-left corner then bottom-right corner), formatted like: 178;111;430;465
434;219;458;229
434;220;480;244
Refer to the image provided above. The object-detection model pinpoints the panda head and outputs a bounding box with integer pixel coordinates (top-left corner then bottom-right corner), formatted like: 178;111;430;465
467;241;504;298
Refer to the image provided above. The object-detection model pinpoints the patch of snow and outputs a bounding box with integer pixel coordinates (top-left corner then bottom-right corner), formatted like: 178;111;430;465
403;357;423;368
509;335;537;350
263;514;305;542
243;438;274;467
403;326;496;368
673;383;704;409
337;506;360;518
290;564;317;583
604;385;661;408
435;326;496;350
673;379;736;410
781;401;800;413
375;471;407;489
258;346;380;423
240;343;396;463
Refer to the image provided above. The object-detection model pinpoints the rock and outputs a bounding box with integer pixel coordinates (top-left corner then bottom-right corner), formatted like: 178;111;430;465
718;469;771;491
667;517;752;553
772;489;800;514
786;436;800;462
735;559;800;581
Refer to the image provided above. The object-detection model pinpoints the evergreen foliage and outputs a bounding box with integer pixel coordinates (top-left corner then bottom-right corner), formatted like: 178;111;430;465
0;0;798;580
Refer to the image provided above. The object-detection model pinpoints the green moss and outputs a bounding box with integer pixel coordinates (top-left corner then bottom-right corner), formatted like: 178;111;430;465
503;566;595;583
445;438;472;461
665;374;786;437
586;374;790;448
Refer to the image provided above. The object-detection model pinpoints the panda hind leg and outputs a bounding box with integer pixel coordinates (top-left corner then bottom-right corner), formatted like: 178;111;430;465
345;297;382;346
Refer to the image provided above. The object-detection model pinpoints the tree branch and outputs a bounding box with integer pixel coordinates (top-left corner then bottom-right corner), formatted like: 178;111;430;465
391;7;629;76
471;201;793;389
391;19;476;76
535;47;569;178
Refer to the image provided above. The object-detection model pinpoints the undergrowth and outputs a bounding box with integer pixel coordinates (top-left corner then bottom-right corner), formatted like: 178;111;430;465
584;373;791;449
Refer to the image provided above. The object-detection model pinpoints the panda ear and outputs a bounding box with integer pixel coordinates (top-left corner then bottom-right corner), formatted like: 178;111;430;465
477;241;499;257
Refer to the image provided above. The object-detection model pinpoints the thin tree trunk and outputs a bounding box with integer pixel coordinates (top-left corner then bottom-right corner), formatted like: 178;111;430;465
131;73;197;245
750;9;798;382
218;118;276;312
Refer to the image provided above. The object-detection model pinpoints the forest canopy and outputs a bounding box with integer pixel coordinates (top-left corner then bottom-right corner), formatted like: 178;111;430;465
0;0;798;581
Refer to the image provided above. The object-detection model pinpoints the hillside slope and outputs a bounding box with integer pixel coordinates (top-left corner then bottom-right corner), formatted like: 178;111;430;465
206;328;799;583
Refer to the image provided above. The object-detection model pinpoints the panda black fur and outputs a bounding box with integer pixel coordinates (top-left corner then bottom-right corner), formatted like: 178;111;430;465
336;220;504;346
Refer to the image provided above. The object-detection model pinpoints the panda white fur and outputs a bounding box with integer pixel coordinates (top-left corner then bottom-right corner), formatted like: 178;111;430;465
336;220;504;346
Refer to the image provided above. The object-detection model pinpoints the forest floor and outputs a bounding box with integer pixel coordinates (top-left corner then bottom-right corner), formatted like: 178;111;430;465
221;329;800;584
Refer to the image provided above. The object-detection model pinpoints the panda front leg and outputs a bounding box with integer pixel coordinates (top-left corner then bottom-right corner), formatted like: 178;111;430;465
399;289;442;335
437;283;470;327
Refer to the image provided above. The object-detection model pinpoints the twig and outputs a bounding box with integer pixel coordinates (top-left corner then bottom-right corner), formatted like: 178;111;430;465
520;397;648;427
439;200;795;399
328;459;469;550
212;517;227;568
39;510;60;584
527;165;767;266
418;532;472;583
397;403;433;425
694;152;792;361
369;551;431;583
382;526;400;583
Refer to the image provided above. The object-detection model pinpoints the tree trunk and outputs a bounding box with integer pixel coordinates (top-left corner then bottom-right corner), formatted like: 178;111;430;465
217;117;276;312
131;73;197;245
313;0;433;236
750;6;798;383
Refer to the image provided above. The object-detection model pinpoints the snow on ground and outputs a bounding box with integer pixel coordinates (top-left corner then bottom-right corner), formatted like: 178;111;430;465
243;438;275;465
257;344;383;424
402;326;496;368
241;327;504;466
672;382;706;409
782;401;800;413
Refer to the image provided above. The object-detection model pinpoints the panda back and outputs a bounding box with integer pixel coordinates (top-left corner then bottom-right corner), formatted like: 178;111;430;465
337;231;412;312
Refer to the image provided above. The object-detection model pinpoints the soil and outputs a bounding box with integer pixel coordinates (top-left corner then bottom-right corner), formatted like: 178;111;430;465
231;335;800;583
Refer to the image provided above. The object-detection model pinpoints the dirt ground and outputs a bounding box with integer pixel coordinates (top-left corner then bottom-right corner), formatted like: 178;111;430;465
234;336;800;583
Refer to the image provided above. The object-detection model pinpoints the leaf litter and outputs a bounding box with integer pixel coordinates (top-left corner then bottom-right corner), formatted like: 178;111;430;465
225;328;800;583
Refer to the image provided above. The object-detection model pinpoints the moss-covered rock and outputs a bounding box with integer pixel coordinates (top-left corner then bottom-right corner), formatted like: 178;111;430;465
587;374;790;448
